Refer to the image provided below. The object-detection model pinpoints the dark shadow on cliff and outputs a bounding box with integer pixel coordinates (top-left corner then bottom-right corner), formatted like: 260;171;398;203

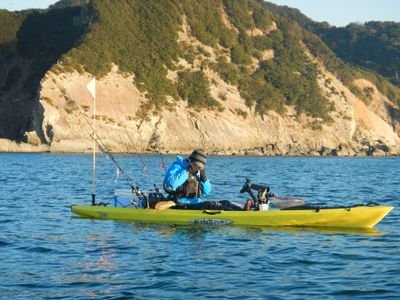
385;102;400;132
0;6;86;143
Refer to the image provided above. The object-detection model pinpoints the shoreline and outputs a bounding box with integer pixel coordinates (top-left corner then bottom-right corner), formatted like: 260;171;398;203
1;149;398;157
1;138;399;157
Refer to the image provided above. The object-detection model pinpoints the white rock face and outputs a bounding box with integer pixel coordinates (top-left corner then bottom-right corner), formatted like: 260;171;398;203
2;60;397;157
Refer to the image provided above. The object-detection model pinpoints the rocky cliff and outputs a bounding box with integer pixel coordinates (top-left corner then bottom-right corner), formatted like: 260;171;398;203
3;58;399;156
1;0;399;156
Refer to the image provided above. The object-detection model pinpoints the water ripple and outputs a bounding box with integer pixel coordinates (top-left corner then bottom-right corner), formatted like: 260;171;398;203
0;154;399;299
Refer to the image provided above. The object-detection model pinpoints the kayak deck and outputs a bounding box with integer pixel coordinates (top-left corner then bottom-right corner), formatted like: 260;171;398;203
71;204;394;229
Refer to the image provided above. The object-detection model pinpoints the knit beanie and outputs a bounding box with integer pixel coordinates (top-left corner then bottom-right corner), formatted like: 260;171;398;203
189;149;207;165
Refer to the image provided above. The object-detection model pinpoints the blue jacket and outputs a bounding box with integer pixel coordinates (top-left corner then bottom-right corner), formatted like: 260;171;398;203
163;156;211;204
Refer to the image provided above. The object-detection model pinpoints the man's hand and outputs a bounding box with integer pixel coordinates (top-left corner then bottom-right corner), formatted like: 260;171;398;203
200;168;207;182
188;160;205;174
188;162;199;174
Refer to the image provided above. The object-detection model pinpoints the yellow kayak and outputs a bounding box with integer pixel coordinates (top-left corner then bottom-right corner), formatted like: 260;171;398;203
71;204;393;229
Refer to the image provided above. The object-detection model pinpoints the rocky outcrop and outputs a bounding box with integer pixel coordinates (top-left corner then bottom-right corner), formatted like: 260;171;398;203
1;60;399;156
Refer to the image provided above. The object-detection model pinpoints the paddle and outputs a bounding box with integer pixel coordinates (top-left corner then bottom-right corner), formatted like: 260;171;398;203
269;195;304;209
155;200;176;211
270;195;304;202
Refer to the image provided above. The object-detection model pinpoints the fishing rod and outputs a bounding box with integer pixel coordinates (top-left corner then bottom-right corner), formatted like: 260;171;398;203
158;149;167;173
59;80;149;207
70;78;168;200
77;110;141;195
107;99;162;192
72;108;144;201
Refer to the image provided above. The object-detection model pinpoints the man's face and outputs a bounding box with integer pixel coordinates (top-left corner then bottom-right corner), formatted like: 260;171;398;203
190;160;205;172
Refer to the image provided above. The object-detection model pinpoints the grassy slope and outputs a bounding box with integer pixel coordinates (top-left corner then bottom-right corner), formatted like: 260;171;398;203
263;1;400;107
61;0;334;119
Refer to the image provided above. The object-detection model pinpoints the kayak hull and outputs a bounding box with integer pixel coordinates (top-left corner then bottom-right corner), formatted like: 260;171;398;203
71;205;393;229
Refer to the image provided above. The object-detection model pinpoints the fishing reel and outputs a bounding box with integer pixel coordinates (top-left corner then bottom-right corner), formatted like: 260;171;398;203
240;179;271;209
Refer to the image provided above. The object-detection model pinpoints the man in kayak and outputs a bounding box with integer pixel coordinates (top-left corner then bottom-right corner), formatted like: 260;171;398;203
163;149;211;204
163;149;244;210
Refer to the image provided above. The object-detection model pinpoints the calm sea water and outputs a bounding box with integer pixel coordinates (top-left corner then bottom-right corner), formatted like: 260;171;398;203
0;153;399;299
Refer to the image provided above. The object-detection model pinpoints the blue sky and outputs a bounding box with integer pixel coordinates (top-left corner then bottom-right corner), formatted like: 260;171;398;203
1;0;400;27
268;0;400;26
0;0;57;11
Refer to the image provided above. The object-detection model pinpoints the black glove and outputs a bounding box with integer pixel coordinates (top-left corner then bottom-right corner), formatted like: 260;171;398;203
200;168;207;182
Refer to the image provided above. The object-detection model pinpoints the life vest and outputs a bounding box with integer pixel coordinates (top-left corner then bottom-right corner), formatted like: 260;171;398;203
164;173;201;199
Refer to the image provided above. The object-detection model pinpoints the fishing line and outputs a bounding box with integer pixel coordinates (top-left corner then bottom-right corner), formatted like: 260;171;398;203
85;120;139;193
70;103;142;196
107;96;162;191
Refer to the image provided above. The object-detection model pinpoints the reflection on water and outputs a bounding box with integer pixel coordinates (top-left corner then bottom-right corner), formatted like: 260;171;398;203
83;234;118;271
127;222;383;237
